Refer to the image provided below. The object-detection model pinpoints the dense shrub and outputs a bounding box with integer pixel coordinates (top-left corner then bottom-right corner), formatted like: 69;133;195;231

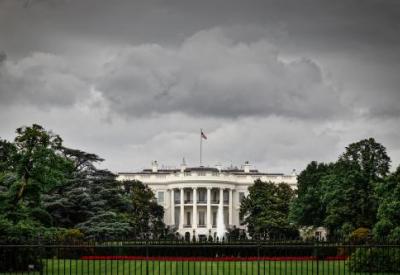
348;247;400;272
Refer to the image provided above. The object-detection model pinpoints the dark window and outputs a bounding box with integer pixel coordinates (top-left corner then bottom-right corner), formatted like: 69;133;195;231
198;211;205;226
239;192;245;203
212;211;217;227
186;212;191;226
198;189;206;203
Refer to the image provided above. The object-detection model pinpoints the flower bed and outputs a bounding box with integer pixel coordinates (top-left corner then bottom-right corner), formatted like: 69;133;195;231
324;255;348;261
80;256;325;261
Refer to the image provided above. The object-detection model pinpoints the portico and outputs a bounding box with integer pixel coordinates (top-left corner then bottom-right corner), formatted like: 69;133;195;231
170;187;232;232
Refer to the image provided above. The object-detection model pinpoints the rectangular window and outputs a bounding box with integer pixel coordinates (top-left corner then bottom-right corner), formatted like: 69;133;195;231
239;192;245;203
212;190;218;203
185;190;192;203
198;189;206;203
212;211;217;227
157;191;164;204
198;211;205;226
223;190;229;203
186;212;191;226
174;190;180;204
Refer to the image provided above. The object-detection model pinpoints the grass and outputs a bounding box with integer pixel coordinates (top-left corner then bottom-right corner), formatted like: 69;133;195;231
2;259;399;275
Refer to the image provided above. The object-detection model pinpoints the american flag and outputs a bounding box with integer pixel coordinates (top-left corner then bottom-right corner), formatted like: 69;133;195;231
201;130;207;140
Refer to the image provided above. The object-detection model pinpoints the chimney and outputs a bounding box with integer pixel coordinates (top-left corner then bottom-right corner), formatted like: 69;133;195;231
216;163;222;172
151;160;158;173
180;158;187;173
243;161;251;173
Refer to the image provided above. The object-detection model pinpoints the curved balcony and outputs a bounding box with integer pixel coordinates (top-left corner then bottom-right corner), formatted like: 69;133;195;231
174;200;229;206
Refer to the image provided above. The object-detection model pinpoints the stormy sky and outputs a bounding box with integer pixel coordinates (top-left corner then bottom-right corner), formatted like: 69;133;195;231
0;0;399;173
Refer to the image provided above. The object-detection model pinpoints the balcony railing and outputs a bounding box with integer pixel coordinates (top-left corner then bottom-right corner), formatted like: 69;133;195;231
183;224;192;228
174;199;229;204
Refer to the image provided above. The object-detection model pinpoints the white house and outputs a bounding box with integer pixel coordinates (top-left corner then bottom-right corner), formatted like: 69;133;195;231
118;161;297;240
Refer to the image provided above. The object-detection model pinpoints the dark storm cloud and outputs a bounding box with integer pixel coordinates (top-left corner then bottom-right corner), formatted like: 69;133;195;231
97;28;345;119
2;0;399;54
0;52;90;107
0;0;398;118
0;0;399;172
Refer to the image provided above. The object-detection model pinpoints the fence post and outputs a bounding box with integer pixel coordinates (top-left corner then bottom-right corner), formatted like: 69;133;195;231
146;239;149;275
316;242;319;275
257;244;261;275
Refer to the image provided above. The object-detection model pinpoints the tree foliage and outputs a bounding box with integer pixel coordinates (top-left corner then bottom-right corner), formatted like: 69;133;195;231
123;180;165;238
339;137;390;181
321;161;377;236
240;180;298;239
373;165;400;242
0;124;166;241
289;161;332;227
290;138;394;239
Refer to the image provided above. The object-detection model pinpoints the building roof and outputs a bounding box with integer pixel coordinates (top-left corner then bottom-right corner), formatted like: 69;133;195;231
118;166;285;176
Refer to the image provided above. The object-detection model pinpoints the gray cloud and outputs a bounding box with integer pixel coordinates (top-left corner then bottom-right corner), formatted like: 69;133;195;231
97;28;345;119
0;51;6;64
0;0;399;173
0;52;91;107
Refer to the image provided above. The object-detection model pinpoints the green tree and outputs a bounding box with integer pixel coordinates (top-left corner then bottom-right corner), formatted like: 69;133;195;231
123;180;165;238
44;149;134;239
240;180;298;239
320;138;391;237
289;161;332;227
11;124;73;208
339;138;390;181
321;161;376;237
373;165;400;241
0;125;73;226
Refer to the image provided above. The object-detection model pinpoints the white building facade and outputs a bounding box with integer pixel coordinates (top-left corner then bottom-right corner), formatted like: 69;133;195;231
118;161;297;240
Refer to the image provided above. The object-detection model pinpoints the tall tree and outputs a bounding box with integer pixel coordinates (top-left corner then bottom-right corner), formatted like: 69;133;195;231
240;180;298;239
11;124;73;207
321;138;391;237
339;138;391;181
0;125;73;225
123;180;165;238
289;161;332;227
321;161;377;236
44;149;133;239
373;165;400;242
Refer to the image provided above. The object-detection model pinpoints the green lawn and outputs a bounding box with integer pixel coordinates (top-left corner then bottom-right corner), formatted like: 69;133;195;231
1;259;398;275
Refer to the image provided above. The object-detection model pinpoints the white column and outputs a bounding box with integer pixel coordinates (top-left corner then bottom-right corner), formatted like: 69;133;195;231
219;188;224;227
170;189;175;226
229;189;233;226
193;188;197;229
179;188;184;229
206;187;211;229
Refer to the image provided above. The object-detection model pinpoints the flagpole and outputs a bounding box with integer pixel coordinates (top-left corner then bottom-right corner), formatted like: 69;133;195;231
200;128;202;166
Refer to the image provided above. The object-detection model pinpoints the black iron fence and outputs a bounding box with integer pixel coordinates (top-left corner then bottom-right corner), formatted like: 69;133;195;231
1;240;399;274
